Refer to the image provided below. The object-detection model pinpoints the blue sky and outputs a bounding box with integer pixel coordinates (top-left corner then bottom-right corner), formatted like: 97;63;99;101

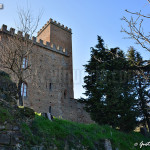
0;0;150;98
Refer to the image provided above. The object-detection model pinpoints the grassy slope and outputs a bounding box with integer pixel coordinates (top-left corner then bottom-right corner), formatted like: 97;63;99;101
21;115;150;150
0;104;149;150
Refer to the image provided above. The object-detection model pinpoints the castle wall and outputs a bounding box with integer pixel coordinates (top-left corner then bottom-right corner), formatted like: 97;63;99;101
37;19;72;51
25;44;73;118
0;22;93;124
37;24;50;45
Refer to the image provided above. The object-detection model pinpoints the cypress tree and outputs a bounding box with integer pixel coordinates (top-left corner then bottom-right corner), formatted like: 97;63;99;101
81;36;138;132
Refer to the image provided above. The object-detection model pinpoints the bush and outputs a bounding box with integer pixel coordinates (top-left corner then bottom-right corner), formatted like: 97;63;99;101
0;71;17;103
18;107;35;119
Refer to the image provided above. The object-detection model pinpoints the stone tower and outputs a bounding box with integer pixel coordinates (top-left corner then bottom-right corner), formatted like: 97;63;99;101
30;19;74;118
37;19;72;52
37;19;74;99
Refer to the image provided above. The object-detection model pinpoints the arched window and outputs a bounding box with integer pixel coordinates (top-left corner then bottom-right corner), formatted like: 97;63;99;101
21;83;27;97
22;57;28;69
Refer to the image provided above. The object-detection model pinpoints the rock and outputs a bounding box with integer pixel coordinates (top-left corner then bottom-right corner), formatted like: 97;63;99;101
31;146;44;150
4;121;7;125
0;125;5;130
7;131;13;136
0;133;10;145
140;127;149;137
104;139;112;150
5;124;12;130
10;136;18;146
64;141;69;150
9;131;22;145
13;126;19;131
15;143;21;150
0;146;12;150
13;132;22;139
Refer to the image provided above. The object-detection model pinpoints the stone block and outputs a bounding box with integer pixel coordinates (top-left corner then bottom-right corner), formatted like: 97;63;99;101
5;124;12;130
0;134;10;145
0;125;5;131
104;139;112;150
140;127;149;137
0;146;12;150
12;126;19;131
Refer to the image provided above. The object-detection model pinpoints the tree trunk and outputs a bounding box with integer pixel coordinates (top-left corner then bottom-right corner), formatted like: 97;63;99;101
18;79;23;106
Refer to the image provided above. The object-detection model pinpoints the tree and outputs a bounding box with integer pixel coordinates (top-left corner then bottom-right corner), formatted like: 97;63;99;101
80;36;139;132
122;0;150;52
121;0;150;71
0;8;41;106
127;47;150;131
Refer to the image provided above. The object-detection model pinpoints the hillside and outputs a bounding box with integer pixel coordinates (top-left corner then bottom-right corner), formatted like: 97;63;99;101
0;71;150;150
0;102;150;150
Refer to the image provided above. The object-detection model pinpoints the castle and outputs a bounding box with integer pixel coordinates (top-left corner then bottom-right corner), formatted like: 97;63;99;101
0;19;92;123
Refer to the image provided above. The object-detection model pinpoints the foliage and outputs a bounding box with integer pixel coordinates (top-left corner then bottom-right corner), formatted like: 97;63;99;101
0;71;17;103
0;8;41;106
121;0;150;80
0;71;10;79
18;107;35;119
80;36;139;132
20;115;150;150
127;47;150;131
121;0;150;53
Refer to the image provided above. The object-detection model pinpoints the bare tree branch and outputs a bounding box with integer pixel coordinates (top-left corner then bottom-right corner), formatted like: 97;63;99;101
125;9;150;18
122;1;150;53
0;7;41;106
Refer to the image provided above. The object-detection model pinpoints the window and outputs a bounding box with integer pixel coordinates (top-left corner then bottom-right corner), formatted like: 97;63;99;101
64;90;67;99
21;83;27;97
22;57;28;69
49;83;52;91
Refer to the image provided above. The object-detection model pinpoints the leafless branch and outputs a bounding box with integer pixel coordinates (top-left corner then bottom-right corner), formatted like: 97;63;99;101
0;7;41;106
125;9;150;19
121;0;150;53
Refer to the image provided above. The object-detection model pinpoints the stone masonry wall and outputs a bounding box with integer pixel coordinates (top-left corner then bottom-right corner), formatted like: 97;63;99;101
0;20;93;124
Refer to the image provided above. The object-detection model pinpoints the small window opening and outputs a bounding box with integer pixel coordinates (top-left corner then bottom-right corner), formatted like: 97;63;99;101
22;57;28;69
21;83;27;97
49;83;52;91
64;90;67;99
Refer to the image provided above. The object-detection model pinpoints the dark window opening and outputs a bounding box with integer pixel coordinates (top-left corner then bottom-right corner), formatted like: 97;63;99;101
64;90;67;99
49;83;52;91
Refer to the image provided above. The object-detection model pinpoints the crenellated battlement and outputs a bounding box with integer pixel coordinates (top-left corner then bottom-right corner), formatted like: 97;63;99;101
37;18;72;36
0;24;69;56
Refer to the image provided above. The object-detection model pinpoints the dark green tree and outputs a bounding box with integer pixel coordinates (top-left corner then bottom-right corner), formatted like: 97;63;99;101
80;36;139;132
127;47;150;131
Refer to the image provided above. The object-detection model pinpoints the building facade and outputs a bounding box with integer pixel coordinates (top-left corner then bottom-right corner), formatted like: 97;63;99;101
0;19;92;123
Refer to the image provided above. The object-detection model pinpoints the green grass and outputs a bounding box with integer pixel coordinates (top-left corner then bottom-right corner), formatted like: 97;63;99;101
21;115;150;150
